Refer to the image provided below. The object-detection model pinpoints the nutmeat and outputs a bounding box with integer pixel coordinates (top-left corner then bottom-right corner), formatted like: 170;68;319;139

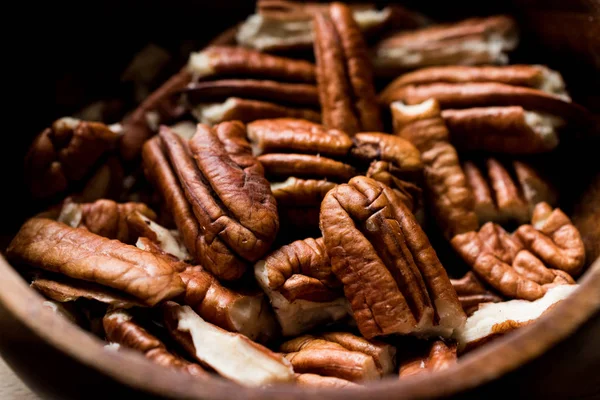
450;272;503;316
398;340;457;378
320;176;466;339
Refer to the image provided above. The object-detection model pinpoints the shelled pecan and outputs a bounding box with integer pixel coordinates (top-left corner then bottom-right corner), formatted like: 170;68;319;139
294;373;358;388
103;309;206;377
320;176;466;339
372;15;518;76
398;340;457;378
127;211;191;261
313;3;382;135
455;285;579;351
163;302;295;386
450;272;502;316
451;209;581;301
255;237;349;336
6;218;185;306
463;159;557;224
25;118;120;199
391;98;478;238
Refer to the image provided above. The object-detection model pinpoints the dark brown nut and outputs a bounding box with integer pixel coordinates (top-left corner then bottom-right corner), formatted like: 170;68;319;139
381;65;569;98
349;132;423;175
571;172;600;265
271;177;337;206
366;161;422;214
372;15;518;76
281;335;380;382
247;118;353;157
120;69;191;161
25;118;120;199
391;99;478;239
398;340;457;378
184;80;319;107
127;211;191;261
442;107;562;154
514;202;586;276
313;3;382;135
255;237;349;336
451;221;576;301
381;82;590;122
180;266;278;343
163;302;294;386
450;272;503;316
191;97;321;126
32;276;144;308
103;309;206;377
455;285;579;351
6;218;185;306
320;331;396;375
187;46;316;82
258;153;357;182
294;373;358;388
56;199;157;244
158;122;279;279
320;176;466;339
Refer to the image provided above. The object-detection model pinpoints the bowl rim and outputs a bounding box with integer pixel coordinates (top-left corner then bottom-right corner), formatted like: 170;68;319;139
0;251;598;399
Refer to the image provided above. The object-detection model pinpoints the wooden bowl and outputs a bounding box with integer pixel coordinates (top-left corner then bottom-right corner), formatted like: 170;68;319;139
1;1;599;398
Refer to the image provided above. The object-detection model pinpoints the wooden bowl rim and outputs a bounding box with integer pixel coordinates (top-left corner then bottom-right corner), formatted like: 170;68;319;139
0;251;598;399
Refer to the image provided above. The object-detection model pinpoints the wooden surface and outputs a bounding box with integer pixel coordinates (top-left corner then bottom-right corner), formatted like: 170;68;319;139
0;357;39;400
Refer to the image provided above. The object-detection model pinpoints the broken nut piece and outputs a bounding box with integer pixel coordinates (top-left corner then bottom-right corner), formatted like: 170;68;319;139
127;211;191;261
399;340;457;378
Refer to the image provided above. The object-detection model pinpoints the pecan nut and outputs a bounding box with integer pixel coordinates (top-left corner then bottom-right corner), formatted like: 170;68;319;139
391;99;478;238
349;132;423;175
366;161;422;214
271;177;337;206
320;176;466;339
313;3;382;134
255;237;349;336
398;340;457;378
372;15;518;75
294;373;358;388
103;309;206;377
450;272;503;316
6;218;185;306
258;153;356;182
127;211;191;261
163;302;294;386
25;118;120;199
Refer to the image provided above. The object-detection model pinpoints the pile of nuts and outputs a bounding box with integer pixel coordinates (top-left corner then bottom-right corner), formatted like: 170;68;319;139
9;0;593;389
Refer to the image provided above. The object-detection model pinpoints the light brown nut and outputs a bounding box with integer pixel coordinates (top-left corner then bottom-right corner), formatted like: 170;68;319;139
451;222;576;301
350;132;423;174
24;118;120;199
258;153;357;182
271;177;337;206
454;285;579;351
294;373;358;388
247;118;353;157
180;266;278;343
486;158;529;223
320;176;466;339
255;237;349;336
381;82;590;122
320;331;396;375
119;69;191;161
56;199;157;244
191;97;321;126
187;46;315;82
158;122;279;279
391;99;478;239
127;211;191;261
450;272;503;316
513;161;558;215
514;202;586;276
184;79;319;107
163;302;294;386
366;161;422;214
313;3;382;135
442;106;562;154
381;65;569;98
399;340;457;378
6;218;185;306
31;276;144;309
103;309;206;377
372;15;518;75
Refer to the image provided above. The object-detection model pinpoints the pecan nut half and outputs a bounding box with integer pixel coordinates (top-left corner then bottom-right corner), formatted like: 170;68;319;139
454;284;579;351
191;97;321;126
127;211;191;261
372;15;518;75
313;2;382;135
187;46;315;82
103;309;206;377
399;340;457;378
163;302;294;386
349;132;423;175
391;99;478;238
271;177;337;206
25;118;120;199
294;373;358;388
255;237;349;336
450;272;503;316
7;218;185;306
320;176;466;339
258;153;357;182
